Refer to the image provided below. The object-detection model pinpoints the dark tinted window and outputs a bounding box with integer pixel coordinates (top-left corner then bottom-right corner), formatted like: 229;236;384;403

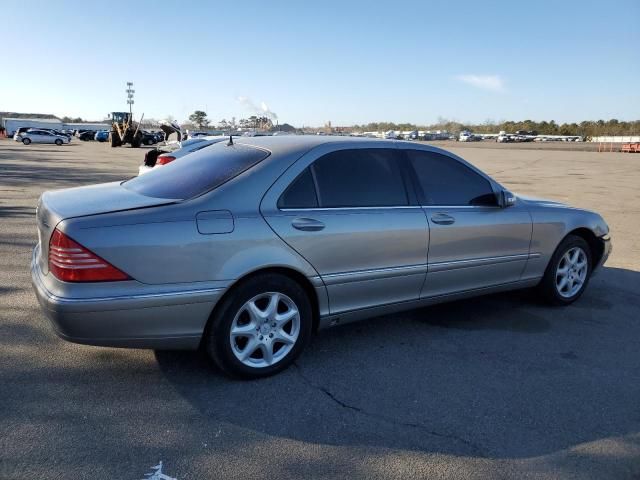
407;150;496;206
278;168;318;208
312;149;408;207
124;143;269;200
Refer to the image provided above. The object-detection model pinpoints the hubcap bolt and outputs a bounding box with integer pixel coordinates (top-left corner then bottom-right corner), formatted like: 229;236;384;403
272;323;276;327
259;335;263;340
269;333;274;338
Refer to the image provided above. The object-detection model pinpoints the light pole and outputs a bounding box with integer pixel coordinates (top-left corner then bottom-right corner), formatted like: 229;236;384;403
126;82;135;117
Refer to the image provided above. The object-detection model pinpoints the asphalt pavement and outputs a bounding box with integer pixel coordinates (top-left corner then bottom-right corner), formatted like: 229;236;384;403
1;139;639;479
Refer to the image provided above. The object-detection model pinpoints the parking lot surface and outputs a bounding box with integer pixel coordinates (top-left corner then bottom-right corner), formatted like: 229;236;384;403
1;139;639;479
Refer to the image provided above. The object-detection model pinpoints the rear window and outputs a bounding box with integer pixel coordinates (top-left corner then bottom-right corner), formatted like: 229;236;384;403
124;143;269;199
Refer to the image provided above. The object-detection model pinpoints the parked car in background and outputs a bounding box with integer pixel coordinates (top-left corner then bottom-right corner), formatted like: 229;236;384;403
20;130;70;145
403;130;419;140
497;132;511;143
54;129;72;139
31;136;611;379
141;131;159;146
12;127;69;141
384;130;400;139
36;129;72;141
78;131;96;141
95;130;110;142
138;136;229;175
459;131;480;142
13;127;32;141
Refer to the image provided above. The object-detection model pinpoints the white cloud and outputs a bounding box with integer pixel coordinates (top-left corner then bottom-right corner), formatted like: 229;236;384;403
455;74;505;92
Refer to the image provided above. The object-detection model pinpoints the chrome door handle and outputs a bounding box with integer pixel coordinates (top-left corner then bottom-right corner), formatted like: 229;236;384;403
431;213;455;225
291;217;325;231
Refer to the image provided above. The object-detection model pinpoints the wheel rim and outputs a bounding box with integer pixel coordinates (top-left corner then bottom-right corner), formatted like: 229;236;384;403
230;292;300;368
555;246;588;298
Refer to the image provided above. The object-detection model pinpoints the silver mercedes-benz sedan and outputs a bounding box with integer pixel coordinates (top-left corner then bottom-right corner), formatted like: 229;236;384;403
31;136;611;378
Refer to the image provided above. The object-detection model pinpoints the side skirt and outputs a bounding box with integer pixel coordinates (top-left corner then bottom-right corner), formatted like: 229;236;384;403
317;278;541;330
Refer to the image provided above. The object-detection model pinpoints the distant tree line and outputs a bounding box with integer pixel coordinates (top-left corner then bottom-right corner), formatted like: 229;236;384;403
185;111;286;132
61;116;86;123
353;118;640;137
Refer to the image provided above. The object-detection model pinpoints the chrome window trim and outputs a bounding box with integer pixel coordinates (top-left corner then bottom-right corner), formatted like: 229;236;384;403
278;206;423;212
420;205;503;210
279;205;506;212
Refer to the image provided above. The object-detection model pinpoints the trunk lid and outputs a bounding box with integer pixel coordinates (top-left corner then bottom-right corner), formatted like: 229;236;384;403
36;182;178;274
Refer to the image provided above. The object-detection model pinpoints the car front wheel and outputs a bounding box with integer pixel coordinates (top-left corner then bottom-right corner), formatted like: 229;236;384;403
205;273;313;379
22;138;31;145
539;235;592;305
55;139;62;145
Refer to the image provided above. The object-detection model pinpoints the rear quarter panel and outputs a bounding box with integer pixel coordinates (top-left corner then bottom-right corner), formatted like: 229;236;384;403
60;202;320;286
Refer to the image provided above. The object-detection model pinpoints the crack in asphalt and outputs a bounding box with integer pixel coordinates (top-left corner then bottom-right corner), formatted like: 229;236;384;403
292;362;486;457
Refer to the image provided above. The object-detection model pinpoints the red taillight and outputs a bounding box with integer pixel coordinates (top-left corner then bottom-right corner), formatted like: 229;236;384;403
48;229;130;282
156;155;176;166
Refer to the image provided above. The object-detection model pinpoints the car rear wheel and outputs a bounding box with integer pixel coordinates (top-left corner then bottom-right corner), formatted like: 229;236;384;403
55;139;62;145
205;273;313;379
22;138;31;145
538;235;592;305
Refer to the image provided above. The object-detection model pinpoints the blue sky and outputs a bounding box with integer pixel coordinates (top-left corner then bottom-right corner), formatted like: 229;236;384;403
1;0;638;126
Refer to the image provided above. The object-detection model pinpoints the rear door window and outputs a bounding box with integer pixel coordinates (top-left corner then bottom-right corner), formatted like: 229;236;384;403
124;142;269;200
278;168;318;209
311;149;408;207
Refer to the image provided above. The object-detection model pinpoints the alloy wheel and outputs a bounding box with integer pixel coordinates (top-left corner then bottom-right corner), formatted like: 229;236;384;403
555;246;588;298
229;292;300;368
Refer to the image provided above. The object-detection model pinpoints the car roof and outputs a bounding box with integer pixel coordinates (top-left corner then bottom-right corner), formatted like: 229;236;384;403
230;134;463;162
233;134;390;157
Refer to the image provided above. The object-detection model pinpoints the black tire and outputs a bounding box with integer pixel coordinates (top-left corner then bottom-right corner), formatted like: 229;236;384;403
538;234;592;305
22;138;31;145
110;132;120;148
55;139;62;146
205;273;313;379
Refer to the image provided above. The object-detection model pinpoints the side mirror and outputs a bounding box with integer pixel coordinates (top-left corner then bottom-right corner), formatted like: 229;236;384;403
499;190;516;208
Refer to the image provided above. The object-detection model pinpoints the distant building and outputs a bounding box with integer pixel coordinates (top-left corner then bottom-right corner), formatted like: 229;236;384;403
63;122;111;131
2;117;62;135
2;117;110;135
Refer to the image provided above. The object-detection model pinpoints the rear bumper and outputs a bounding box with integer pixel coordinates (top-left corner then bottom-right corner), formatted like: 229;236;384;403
31;247;223;349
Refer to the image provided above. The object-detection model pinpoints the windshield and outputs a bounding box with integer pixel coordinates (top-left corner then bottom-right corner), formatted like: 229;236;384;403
123;142;270;200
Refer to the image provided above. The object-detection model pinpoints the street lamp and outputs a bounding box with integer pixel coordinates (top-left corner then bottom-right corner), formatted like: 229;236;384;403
126;82;135;117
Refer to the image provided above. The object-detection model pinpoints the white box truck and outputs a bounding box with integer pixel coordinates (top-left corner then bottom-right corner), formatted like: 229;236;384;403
2;118;63;136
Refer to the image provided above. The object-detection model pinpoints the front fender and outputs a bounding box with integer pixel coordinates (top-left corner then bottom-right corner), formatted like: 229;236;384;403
521;205;608;280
